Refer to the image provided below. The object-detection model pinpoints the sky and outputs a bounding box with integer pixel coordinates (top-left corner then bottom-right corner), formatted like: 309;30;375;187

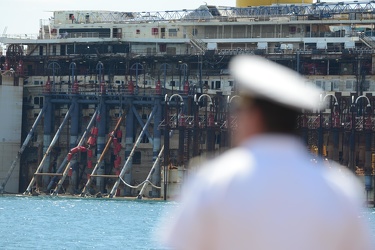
0;0;340;35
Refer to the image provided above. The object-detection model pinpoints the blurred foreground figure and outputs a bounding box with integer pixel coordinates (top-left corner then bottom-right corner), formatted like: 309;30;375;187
162;55;373;250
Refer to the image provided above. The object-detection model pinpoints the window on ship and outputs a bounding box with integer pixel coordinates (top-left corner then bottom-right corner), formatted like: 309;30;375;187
152;28;159;35
168;29;178;37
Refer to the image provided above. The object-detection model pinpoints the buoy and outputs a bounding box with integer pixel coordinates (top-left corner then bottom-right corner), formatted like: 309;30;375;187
79;146;87;152
100;82;106;95
68;168;73;177
156;81;161;95
128;81;134;94
208;113;215;127
87;160;92;169
16;60;23;75
70;147;80;154
115;144;121;154
87;136;96;146
114;156;121;168
179;113;186;127
87;149;93;158
67;153;73;161
116;130;122;139
91;127;98;136
4;59;9;70
45;80;51;93
72;82;79;94
183;81;189;94
113;147;120;156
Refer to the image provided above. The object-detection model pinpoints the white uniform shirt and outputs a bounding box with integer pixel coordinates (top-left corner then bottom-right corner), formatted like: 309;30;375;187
163;135;373;250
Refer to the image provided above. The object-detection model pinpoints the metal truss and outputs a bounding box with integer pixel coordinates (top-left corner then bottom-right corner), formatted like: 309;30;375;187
71;1;375;24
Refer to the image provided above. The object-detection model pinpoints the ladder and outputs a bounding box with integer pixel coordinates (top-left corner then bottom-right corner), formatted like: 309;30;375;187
80;114;124;196
190;36;207;55
49;108;99;195
24;104;74;195
360;35;375;49
0;107;46;194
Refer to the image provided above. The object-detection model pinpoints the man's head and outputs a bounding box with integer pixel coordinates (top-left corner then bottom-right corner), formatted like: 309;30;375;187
232;96;300;146
229;55;320;146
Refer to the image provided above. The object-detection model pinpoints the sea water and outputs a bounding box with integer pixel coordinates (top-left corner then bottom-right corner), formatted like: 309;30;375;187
0;196;176;249
0;196;375;249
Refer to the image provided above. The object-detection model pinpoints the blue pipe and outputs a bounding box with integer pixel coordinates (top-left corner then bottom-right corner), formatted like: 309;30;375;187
42;95;53;190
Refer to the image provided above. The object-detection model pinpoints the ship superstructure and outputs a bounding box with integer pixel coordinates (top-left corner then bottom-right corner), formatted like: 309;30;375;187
1;1;375;199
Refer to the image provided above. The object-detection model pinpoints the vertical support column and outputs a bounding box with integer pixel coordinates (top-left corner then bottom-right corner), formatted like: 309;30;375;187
318;111;324;157
365;129;372;173
42;95;53;190
151;97;162;197
342;132;349;166
349;109;356;172
372;55;375;76
332;128;340;162
193;102;199;157
207;108;215;153
178;127;185;166
163;103;170;200
69;96;79;193
365;120;373;196
207;128;215;152
96;100;106;193
124;98;134;196
296;51;300;73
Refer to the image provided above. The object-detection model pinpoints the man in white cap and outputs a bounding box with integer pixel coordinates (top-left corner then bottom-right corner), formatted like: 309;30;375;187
162;55;373;250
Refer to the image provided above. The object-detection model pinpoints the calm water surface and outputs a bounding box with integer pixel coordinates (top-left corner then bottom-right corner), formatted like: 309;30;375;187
0;196;176;249
0;196;375;249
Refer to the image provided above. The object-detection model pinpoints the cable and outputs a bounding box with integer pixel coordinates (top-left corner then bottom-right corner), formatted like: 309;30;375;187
119;176;161;189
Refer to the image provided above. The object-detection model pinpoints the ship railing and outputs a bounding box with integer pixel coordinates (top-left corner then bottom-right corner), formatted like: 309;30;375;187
215;46;375;56
56;32;106;39
303;114;375;131
193;31;351;40
1;32;109;40
159;114;223;129
1;34;39;40
46;86;165;96
129;48;194;56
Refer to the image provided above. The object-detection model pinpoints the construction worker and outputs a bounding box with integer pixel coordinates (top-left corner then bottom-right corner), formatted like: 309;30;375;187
162;55;373;250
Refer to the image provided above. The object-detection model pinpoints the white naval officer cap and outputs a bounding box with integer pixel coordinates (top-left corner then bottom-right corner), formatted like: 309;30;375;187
229;55;321;111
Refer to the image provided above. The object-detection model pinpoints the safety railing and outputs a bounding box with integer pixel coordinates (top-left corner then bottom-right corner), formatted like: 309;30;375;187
303;114;375;131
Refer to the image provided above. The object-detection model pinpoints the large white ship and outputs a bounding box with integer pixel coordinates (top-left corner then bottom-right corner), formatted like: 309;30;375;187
1;0;375;199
